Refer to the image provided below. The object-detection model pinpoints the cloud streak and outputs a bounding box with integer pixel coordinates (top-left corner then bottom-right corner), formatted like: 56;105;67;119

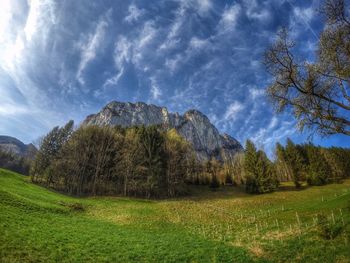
1;0;347;153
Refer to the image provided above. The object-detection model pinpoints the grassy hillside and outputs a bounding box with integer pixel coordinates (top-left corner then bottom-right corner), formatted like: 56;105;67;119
0;169;349;262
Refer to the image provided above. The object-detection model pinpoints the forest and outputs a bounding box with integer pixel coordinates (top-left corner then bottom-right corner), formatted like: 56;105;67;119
0;150;31;175
29;120;350;198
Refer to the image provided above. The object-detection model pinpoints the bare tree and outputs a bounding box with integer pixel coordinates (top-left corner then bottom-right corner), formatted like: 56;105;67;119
264;0;350;136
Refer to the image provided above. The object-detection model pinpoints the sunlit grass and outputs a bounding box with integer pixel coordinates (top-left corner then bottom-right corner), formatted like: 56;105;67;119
1;168;350;262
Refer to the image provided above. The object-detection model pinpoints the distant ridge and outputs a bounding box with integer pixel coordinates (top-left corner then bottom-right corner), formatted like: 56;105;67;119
0;135;37;159
83;101;243;161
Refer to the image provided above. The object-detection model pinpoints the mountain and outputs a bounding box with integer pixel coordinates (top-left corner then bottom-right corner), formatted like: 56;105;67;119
0;136;37;159
83;101;243;161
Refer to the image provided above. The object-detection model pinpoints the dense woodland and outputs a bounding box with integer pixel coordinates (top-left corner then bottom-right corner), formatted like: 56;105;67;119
29;120;350;198
0;150;31;175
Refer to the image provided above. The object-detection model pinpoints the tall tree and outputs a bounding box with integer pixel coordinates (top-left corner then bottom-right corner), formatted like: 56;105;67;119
284;138;305;188
244;140;278;194
164;129;190;197
264;0;350;136
138;126;167;198
31;120;74;184
275;142;292;182
304;143;332;185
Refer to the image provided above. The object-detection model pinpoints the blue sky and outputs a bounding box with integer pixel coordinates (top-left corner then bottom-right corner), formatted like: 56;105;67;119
0;0;349;155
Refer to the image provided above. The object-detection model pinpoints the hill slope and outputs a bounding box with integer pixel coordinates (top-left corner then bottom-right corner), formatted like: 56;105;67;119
1;169;349;262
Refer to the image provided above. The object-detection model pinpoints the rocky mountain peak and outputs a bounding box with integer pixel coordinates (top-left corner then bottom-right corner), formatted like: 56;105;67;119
82;101;243;161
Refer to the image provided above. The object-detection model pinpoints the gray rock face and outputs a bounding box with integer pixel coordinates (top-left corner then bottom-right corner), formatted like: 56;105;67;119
83;101;243;161
0;136;37;159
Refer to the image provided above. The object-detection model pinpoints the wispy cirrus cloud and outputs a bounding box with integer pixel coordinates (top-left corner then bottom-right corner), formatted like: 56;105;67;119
218;3;241;32
76;9;112;85
224;101;245;122
124;4;145;24
2;0;346;154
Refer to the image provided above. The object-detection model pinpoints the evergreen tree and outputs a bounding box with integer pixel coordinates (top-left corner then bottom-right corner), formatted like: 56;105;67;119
244;140;278;194
284;138;305;188
305;144;332;186
275;142;291;182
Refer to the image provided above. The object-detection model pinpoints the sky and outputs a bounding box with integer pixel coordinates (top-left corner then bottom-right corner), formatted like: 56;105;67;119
0;0;349;156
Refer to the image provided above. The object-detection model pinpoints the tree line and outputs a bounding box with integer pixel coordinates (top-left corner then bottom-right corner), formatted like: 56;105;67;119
275;139;350;187
30;121;350;198
0;150;31;175
31;121;193;198
229;139;350;194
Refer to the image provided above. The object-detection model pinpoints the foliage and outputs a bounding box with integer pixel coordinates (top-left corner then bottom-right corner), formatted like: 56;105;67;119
316;214;344;240
164;129;190;196
284;139;306;187
223;152;244;185
0;150;31;175
33;125;191;198
244;140;279;194
274;138;350;187
31;120;74;183
305;144;332;186
264;0;350;136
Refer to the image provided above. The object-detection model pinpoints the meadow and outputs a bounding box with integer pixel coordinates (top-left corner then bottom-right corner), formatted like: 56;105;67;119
0;168;349;262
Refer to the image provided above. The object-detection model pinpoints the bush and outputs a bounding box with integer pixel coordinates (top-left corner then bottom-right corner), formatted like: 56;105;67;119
316;214;343;240
306;172;329;186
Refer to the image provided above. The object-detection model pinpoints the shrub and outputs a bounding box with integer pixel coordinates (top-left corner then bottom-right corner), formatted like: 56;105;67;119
316;214;343;240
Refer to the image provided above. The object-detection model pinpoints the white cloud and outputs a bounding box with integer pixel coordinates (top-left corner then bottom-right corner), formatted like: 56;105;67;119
124;4;144;23
293;6;314;23
150;77;162;100
197;0;212;15
24;0;57;42
137;21;157;49
289;4;317;39
249;88;265;100
0;103;29;116
165;54;183;73
219;4;241;31
76;9;111;85
224;101;244;121
100;36;131;90
189;37;208;49
132;21;157;65
159;1;187;51
114;36;132;68
244;0;270;22
250;117;297;156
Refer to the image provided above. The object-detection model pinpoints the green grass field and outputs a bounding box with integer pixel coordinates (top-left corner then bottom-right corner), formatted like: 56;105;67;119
1;168;350;262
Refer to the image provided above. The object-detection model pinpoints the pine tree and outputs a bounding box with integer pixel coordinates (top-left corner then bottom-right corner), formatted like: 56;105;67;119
284;138;305;188
244;140;278;194
305;144;332;186
275;142;291;182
